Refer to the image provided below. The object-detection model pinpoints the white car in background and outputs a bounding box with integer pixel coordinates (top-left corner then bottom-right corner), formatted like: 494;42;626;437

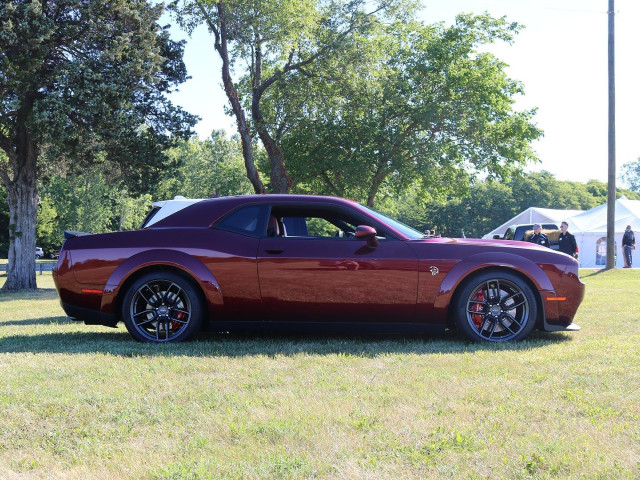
140;196;205;228
35;247;44;259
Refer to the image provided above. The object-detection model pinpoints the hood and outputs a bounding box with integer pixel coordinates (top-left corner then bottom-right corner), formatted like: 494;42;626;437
413;236;549;250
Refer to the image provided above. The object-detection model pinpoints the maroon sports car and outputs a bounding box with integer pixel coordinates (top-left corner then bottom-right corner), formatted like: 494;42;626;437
53;194;584;343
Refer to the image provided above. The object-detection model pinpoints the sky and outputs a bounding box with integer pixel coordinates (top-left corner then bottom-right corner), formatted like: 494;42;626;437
162;0;640;185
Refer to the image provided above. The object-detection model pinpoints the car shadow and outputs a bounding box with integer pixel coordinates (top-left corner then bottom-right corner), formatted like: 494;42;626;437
0;326;573;357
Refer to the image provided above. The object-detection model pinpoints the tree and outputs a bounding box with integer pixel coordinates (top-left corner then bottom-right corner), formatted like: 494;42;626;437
0;182;8;257
171;0;414;194
621;157;640;192
0;0;196;289
391;171;640;239
278;14;542;207
157;131;254;199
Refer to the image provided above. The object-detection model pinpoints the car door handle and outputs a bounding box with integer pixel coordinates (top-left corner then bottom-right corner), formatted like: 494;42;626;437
265;249;284;254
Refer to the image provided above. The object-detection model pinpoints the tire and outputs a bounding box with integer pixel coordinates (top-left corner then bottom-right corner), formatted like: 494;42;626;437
121;271;204;343
453;270;537;342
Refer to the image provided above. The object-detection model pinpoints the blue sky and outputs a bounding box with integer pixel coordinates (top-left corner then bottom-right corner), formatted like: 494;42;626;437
162;0;640;185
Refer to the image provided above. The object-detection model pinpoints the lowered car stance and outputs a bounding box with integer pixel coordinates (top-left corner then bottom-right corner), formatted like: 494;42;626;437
53;195;584;343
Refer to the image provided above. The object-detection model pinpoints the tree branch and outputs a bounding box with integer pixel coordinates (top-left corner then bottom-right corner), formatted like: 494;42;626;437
0;128;13;156
255;4;385;97
196;1;221;47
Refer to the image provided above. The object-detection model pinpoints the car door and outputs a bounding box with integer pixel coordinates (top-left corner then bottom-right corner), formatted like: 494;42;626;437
257;205;419;322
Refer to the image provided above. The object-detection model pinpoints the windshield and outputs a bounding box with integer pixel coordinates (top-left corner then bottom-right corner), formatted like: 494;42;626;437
359;205;425;240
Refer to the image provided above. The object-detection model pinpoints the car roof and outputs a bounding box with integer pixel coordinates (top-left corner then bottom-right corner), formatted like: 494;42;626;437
147;194;363;229
510;223;558;229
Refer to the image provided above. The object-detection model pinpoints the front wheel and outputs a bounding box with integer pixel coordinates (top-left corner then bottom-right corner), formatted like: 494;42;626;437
121;271;204;343
453;271;537;342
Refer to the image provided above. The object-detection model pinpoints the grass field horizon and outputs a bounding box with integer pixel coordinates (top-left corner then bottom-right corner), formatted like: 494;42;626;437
0;270;638;479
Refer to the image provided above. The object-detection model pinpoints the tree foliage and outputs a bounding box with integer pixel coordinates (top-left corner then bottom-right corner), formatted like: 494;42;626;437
390;172;640;238
621;157;640;192
170;0;416;194
0;0;196;289
157;131;254;199
274;13;542;206
38;163;154;248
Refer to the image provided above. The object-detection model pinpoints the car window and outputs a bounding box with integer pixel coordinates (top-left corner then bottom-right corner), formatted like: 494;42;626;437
269;205;387;240
304;216;358;238
215;205;266;236
140;206;161;229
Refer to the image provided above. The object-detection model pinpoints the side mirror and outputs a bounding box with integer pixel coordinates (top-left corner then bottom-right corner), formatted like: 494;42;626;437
493;235;501;240
355;225;379;247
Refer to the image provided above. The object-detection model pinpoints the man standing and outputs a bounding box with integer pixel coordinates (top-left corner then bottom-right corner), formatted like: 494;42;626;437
622;225;636;268
528;224;550;248
558;221;578;258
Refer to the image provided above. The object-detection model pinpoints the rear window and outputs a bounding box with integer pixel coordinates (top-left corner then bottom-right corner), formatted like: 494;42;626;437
140;206;161;229
215;205;266;236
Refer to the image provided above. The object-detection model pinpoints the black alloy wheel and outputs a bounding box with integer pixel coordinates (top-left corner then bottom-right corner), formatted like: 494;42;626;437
454;271;537;342
122;271;204;343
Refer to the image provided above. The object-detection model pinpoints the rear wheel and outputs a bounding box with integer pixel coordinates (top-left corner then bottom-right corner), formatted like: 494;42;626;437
121;271;204;343
454;271;537;342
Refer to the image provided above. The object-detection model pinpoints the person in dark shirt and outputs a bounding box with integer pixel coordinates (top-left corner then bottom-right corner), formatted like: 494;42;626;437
622;225;636;268
558;221;578;258
528;224;550;248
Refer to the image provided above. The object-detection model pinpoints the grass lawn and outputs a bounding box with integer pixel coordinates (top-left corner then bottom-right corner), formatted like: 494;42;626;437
0;270;639;479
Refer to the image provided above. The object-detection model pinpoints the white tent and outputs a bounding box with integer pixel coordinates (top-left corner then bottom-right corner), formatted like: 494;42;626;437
482;207;584;239
570;197;640;268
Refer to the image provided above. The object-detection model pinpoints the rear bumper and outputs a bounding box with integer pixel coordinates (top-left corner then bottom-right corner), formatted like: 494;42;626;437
61;302;118;328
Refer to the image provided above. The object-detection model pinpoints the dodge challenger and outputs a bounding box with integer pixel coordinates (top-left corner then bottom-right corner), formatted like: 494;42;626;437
53;194;584;343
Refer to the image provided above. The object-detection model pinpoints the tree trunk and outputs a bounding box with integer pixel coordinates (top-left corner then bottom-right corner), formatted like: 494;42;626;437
3;169;38;291
251;87;292;194
256;127;292;194
366;168;388;208
214;3;266;194
1;99;40;290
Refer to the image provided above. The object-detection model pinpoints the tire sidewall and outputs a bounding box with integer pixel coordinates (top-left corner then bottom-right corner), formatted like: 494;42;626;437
454;270;537;342
121;271;204;343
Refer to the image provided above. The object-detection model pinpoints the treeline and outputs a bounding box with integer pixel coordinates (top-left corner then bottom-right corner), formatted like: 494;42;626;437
2;133;637;256
0;132;253;257
390;172;640;238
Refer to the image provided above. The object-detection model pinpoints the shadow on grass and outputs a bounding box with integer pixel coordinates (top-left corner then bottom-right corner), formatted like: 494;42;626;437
580;269;610;278
0;326;573;357
0;288;58;302
1;316;70;327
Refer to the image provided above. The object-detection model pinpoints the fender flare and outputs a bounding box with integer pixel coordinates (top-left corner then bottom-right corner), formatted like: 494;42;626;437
100;249;223;317
433;252;556;324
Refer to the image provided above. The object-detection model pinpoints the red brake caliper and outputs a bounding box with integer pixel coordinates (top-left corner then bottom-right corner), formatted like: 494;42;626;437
171;311;186;331
471;290;485;329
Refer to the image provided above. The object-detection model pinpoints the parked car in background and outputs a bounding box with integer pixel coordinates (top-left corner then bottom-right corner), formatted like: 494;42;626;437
494;223;561;250
49;250;60;259
35;247;44;259
53;195;584;344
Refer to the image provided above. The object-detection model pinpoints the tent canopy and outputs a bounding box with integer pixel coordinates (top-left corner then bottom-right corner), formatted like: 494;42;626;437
482;207;584;239
570;197;640;234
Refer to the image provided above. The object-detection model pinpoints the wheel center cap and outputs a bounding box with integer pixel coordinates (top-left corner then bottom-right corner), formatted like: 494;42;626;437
489;305;501;316
158;306;169;316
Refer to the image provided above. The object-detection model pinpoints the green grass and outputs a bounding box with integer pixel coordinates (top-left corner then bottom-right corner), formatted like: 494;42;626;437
0;270;639;479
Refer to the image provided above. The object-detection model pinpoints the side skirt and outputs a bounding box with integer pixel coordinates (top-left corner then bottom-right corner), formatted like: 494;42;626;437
204;320;447;336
